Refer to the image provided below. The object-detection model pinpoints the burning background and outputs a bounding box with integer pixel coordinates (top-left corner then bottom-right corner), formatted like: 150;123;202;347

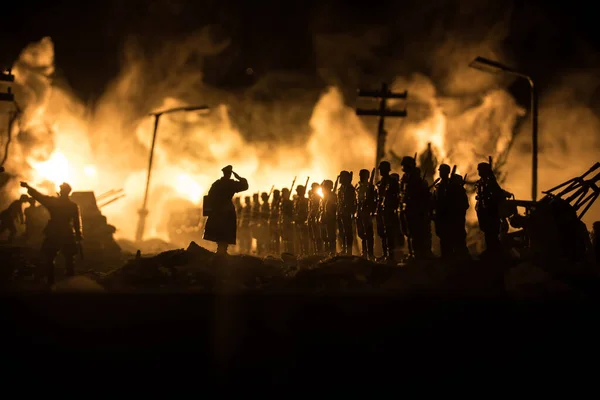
1;0;599;243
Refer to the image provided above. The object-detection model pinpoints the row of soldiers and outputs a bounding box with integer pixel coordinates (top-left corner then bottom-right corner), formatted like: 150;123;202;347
229;155;508;263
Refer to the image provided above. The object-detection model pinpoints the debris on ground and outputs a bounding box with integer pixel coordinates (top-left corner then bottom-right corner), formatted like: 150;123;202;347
1;241;598;298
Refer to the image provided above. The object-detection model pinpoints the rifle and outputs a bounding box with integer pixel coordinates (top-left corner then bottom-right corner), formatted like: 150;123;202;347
429;177;441;190
488;156;493;169
290;176;297;192
267;185;274;199
369;168;375;185
304;176;309;197
451;164;457;177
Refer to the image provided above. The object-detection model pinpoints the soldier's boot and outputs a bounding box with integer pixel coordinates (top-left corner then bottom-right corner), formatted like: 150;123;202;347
361;239;368;258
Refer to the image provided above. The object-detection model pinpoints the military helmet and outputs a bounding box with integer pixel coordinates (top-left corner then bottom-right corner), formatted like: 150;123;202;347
19;194;29;202
400;156;415;167
438;163;451;174
311;182;319;189
477;162;491;172
322;180;333;190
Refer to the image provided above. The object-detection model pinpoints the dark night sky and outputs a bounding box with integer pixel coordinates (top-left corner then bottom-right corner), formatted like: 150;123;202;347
2;0;599;102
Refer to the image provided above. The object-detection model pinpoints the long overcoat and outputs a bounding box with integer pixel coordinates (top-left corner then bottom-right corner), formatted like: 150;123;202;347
203;177;249;244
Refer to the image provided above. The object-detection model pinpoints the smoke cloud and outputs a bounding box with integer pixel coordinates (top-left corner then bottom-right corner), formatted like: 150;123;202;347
2;1;599;244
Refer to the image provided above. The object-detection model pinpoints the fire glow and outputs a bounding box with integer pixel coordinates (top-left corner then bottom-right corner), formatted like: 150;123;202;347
6;35;597;244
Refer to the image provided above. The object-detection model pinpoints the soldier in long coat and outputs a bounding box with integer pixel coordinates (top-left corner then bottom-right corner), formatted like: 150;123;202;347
203;165;249;255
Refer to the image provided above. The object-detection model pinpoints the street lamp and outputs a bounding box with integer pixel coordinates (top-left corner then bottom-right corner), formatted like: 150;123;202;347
469;56;538;202
135;105;210;243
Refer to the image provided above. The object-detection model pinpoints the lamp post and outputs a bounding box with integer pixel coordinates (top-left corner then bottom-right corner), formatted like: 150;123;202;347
135;105;210;243
469;56;538;202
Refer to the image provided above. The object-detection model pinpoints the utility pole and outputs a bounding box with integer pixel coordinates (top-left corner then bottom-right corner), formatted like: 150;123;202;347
355;83;408;181
135;105;210;243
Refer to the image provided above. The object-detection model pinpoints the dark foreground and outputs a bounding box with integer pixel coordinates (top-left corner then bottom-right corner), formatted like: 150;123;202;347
2;243;600;385
3;294;600;386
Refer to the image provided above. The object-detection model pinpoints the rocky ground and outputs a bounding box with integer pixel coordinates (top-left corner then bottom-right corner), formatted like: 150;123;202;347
2;241;599;298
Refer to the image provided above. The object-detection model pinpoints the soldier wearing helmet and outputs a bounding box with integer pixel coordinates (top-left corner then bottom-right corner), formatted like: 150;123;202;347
258;192;271;255
400;155;433;260
0;194;29;243
319;179;337;256
293;185;310;256
238;196;253;254
279;187;295;253
432;164;471;259
20;181;82;285
307;182;322;255
337;170;356;256
355;169;377;260
375;161;401;263
269;189;281;254
475;161;511;256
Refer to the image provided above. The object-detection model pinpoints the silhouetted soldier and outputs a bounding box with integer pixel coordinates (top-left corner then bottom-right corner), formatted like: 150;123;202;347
269;189;281;254
319;180;337;256
336;171;356;255
250;193;261;253
239;196;252;253
432;164;454;259
475;162;511;257
400;157;433;260
20;182;82;285
234;196;243;250
279;188;294;253
390;173;405;256
0;194;28;243
258;192;271;255
293;185;309;256
356;169;376;260
203;165;249;255
308;182;322;255
376;161;401;263
23;197;50;248
419;142;438;185
448;173;471;258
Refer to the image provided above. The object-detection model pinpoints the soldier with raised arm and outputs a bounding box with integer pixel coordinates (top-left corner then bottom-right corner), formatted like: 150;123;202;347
20;182;82;285
203;165;249;255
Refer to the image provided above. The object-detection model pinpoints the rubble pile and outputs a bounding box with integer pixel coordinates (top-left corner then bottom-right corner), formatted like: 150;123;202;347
1;241;599;297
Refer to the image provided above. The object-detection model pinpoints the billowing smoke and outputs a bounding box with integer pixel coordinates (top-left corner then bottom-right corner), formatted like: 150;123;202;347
4;32;374;240
2;1;599;244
